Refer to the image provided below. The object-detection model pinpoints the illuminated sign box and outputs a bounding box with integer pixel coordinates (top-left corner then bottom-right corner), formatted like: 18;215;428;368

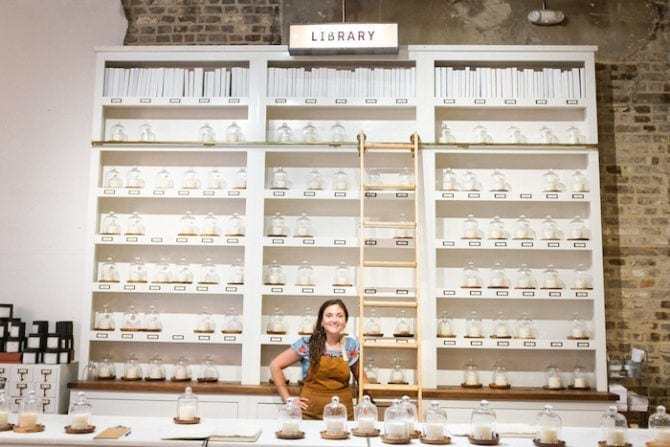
289;23;399;55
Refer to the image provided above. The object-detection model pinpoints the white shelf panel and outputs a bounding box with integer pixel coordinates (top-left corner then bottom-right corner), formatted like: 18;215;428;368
435;337;595;350
98;188;247;199
93;282;244;295
436;288;594;300
435;238;592;251
89;330;244;344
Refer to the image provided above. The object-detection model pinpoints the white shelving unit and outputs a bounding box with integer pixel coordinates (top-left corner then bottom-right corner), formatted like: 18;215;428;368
80;45;606;418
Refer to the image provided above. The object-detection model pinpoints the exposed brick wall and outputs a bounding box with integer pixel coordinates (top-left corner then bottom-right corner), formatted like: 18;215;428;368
121;0;281;45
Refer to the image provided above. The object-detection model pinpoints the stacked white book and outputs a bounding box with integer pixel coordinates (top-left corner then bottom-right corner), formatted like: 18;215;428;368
103;66;249;98
434;65;586;99
267;66;415;98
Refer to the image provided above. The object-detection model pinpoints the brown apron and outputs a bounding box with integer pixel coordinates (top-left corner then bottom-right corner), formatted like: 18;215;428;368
299;354;354;420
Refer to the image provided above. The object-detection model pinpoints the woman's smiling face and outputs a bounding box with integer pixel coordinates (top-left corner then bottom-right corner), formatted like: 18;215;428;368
321;303;347;335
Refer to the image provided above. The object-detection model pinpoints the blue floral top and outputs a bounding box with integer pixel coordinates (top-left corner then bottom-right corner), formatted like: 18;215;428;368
291;336;360;378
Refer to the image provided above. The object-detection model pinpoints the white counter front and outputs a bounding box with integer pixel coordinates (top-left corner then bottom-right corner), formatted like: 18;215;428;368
0;413;658;447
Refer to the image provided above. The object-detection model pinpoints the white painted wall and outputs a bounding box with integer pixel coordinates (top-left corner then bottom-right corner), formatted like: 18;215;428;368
0;0;126;352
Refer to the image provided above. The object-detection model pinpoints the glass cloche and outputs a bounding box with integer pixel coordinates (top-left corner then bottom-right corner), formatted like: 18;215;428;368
400;395;418;437
366;169;382;187
470;400;496;441
437;311;454;337
223;306;243;334
492;312;511;338
354;395;378;434
513;215;535;240
143;305;162;331
81;361;98;381
266;260;285;285
544;364;564;390
441;167;459;191
198;258;220;284
271;167;289;189
330;121;346;143
172;356;193;381
97;353;116;380
571;364;589;389
278;398;302;436
200;212;220;236
438;122;454;143
103;168;123;188
462;261;482;288
68;392;93;430
125;166;145;188
462;359;481;387
197;356;219;383
423;401;448;441
568;216;589;240
488;170;510;191
536;405;562;444
121;305;141;331
600;406;628;447
101;211;121;235
175;258;194;283
383;399;410;440
298;307;315;335
267;213;288;237
17;390;41;429
153;258;173;283
472;124;492;143
125;211;145;235
570;313;588;339
488;262;509;288
109;123;128;142
195;306;215;333
364;357;379;384
176;386;198;421
506;124;526;143
178;211;199;236
295;261;314;286
306;169;322;190
206;168;225;190
228;259;244;285
466;311;484;338
394;310;413;337
541;215;561;240
462;214;483;239
542;170;564;192
332;169;349;191
155;168;174;189
363;309;382;337
302;121;318;142
323;396;347;435
234;167;247;189
571;170;589;192
226;213;244;236
181;169;201;189
516;313;536;339
333;262;352;286
275;122;293;143
128;257;148;283
295;213;313;237
461;170;481;191
198;122;216;143
95;304;115;331
225;121;243;142
122;353;143;380
138;122;156;142
146;354;166;381
389;357;406;384
649;405;670;444
539;126;557;144
267;307;286;334
514;264;537;289
490;361;510;388
487;216;507;240
541;265;563;289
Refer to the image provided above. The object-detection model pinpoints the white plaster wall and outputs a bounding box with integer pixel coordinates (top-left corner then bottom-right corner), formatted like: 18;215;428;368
0;0;126;350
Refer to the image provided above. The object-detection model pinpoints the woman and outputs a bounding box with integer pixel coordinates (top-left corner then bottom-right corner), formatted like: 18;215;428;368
269;298;360;420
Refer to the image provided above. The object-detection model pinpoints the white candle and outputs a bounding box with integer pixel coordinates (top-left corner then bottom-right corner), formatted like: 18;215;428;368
273;179;287;188
149;365;163;379
0;410;8;426
572;182;588;192
271;321;286;333
125;368;138;379
494;375;508;386
606;428;627;446
282;420;300;435
390;369;405;383
357;418;375;433
231;272;244;284
463;229;479;239
442;179;456;190
71;413;90;429
516;278;532;288
573;279;589;289
468;325;482;338
268;273;281;284
495;325;510;337
517;327;532;338
539;427;558;444
569;228;583;239
196;320;212;332
183;179;199;189
571;327;586;338
544;181;559;191
655;428;670;443
472;423;493;440
465;277;480;288
396;322;410;334
174;366;187;380
489;277;505;287
98;364;112;378
107;177;123;188
489;229;504;239
155;271;170;283
19;411;38;428
544;278;560;289
424;422;444;440
297;272;312;285
178;404;196;420
574;377;587;388
515;229;529;239
465;371;480;386
386;421;407;439
103;223;120;234
547;376;562;389
543;229;557;239
335;180;348;191
326;418;346;435
438;321;452;336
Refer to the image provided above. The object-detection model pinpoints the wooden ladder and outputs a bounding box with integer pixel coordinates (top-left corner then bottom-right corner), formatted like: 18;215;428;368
356;131;422;417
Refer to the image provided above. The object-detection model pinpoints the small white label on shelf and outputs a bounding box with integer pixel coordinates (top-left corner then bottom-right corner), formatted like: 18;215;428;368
152;190;165;195
470;340;483;346
103;189;116;195
550;342;563;348
520;193;532;199
302;239;314;245
201;238;214;244
98;284;110;290
172;335;184;340
443;98;456;104
396;98;408;104
111;98;122;103
151;237;163;243
40;369;53;376
198;335;211;341
101;236;113;242
442;241;455;246
223;336;237;342
524;341;536;347
566;99;578;105
178;190;190;196
494;193;506;199
521;242;533;247
334;192;347;197
169;98;181;103
149;285;161;291
272;239;284;244
334;239;346;245
272;191;285;197
228;190;240;196
572;193;586;199
577;342;590;348
124;285;135;290
203;190;215;196
441;192;455;198
494;241;507;247
364;288;377;294
174;286;186;291
573;242;587;248
275;98;287;103
226;238;239;244
305;98;317;104
365;98;377;104
336;98;347;104
196;286;208;292
147;334;159;340
536;99;548;105
128;189;140;195
395;338;410;344
548;242;560;248
301;288;314;293
443;290;456;296
365;192;377;198
396;240;409;246
270;336;283;342
522;291;535;297
333;288;346;294
443;339;456;346
496;291;508;297
228;98;240;104
545;193;559;199
271;287;283;293
303;191;316;197
121;333;134;339
549;291;562;297
469;290;482;296
225;286;238;292
468;241;481;247
125;237;138;242
474;99;486;104
199;98;210;103
396;289;409;295
396;192;409;198
467;193;480;198
95;333;108;339
365;240;377;245
504;99;516;104
497;341;509;347
576;292;589;298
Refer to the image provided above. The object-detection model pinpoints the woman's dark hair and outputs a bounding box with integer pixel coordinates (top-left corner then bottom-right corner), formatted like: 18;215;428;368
308;299;349;374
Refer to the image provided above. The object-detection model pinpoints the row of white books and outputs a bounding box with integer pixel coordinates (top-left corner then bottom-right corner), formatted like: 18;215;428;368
103;67;250;98
267;66;416;98
435;66;586;99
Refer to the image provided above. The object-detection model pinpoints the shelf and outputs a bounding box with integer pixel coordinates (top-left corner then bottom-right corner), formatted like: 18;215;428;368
435;337;595;350
435;239;592;251
89;330;244;344
436;288;593;300
93;282;244;295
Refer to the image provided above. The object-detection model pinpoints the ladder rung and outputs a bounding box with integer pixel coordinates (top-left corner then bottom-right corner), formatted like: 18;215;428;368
364;142;415;150
363;260;417;268
363;183;415;191
363;383;420;392
362;300;417;308
363;221;416;229
362;341;419;349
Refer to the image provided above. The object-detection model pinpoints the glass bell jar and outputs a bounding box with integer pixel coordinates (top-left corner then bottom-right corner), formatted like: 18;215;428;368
571;364;589;389
462;359;481;387
306;169;322;190
275;122;293;143
125;166;145;188
147;354;166;381
98;258;120;283
492;312;511;338
197;356;219;383
363;309;382;336
175;258;193;284
266;260;285;285
178;211;199;236
488;262;509;288
295;213;313;237
466;311;484;338
200;212;220;236
600;406;629;447
68;391;93;430
267;213;288;237
267;307;286;334
17;390;41;429
437;311;454;337
470;400;496;441
354;395;378;434
95;304;115;331
333;262;352;286
97;353;116;380
143;305;162;331
541;216;561;240
109;123;128;142
323;396;347;436
472;124;492;143
195;306;215;333
516;312;536;339
441;167;460;191
332;169;350;191
234;167;247;189
461;170;482;191
570;313;588;339
506;124;526;143
330;121;346;143
172;356;192;381
225;121;243;142
462;214;483;239
572;264;593;290
488;170;510;192
364;357;379;384
398;167;414;186
81;361;98;381
487;216;507;240
296;261;315;286
302;121;318;143
278;398;302;436
220;307;242;334
513;215;535;240
566;125;583;144
228;258;244;285
153;258;173;283
206;168;225;190
571;170;589;193
298;307;315;335
155;168;174;189
438;122;454;144
198;122;216;143
536;405;562;445
122;353;143;380
388;357;406;384
125;211;145;235
226;213;244;236
462;261;482;288
394;310;413;337
383;399;410;441
541;265;563;289
544;364;563;389
400;395;419;437
121;304;142;331
423;401;448;441
176;386;198;422
539;126;558;144
198;258;220;284
101;211;121;235
568;216;589;240
649;405;670;444
128;257;148;283
103;168;123;188
181;169;201;189
542;170;564;192
490;361;510;388
515;264;537;289
138;122;156;142
366;169;383;187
